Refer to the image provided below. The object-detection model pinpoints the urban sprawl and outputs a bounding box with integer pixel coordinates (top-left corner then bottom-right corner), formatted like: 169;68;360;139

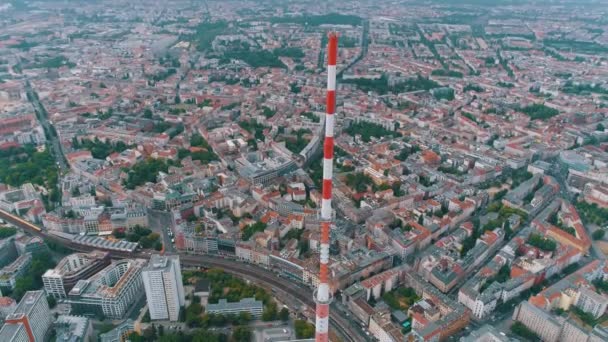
1;1;608;342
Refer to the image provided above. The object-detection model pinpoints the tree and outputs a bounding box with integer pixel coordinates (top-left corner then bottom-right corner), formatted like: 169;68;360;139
12;252;56;301
0;227;17;239
294;320;315;339
232;326;252;342
289;82;301;94
391;181;404;197
11;276;34;299
242;222;267;241
262;301;278;321
112;229;126;239
47;296;57;309
208;313;227;326
431;69;463;78
504;220;513;240
139;236;154;249
527;233;557;251
273;47;305;58
517;103;559;120
510;322;539;340
186;302;204;327
576;201;608;226
345;172;373;192
127;332;145;342
142;325;157;341
345;121;401;143
342;74;439;95
592;229;605;241
597;123;606;132
279;307;290;321
224;49;287;69
123;158;172;189
237;311;251;325
190;133;208;148
144;108;153;119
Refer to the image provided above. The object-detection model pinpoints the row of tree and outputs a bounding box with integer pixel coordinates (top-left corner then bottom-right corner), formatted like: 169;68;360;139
517;103;559;120
342;74;440;95
0;227;17;239
345;121;401;143
72;137;130;159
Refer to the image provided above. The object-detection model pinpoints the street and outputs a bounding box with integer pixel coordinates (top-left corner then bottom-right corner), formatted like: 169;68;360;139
25;82;68;172
148;208;176;253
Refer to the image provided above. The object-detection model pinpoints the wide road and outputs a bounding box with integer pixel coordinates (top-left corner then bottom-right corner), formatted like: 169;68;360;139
0;208;365;342
337;19;369;78
148;209;176;253
25;82;68;172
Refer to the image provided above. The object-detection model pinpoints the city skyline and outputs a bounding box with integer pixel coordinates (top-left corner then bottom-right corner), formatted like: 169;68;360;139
0;0;608;341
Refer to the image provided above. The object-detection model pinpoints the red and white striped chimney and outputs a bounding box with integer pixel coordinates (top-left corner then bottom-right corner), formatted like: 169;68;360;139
315;31;338;342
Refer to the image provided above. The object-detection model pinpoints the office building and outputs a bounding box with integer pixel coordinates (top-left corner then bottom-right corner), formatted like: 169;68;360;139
0;253;31;291
0;291;52;342
0;323;29;342
66;259;146;319
42;251;110;299
142;255;185;321
206;298;263;318
99;319;135;342
53;315;93;342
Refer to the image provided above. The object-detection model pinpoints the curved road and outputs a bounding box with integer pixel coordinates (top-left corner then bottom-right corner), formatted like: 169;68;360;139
0;208;365;342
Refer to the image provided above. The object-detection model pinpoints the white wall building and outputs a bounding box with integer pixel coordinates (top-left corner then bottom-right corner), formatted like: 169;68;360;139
513;301;562;342
65;259;146;319
0;290;52;342
575;287;608;319
206;298;263;318
142;255;185;322
43;251;110;299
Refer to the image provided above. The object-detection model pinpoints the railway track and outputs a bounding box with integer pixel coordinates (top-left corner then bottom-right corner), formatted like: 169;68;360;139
0;208;364;341
180;256;357;342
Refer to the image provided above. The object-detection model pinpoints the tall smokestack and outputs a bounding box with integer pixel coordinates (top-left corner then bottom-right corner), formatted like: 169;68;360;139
315;31;338;342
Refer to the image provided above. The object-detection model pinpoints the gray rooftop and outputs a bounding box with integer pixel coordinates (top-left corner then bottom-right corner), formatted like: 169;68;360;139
461;324;514;342
55;315;90;342
143;254;179;272
0;323;25;341
206;298;263;312
7;290;44;319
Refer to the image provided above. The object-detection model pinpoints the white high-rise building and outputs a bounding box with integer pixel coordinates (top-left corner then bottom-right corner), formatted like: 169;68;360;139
0;290;52;342
142;255;185;321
